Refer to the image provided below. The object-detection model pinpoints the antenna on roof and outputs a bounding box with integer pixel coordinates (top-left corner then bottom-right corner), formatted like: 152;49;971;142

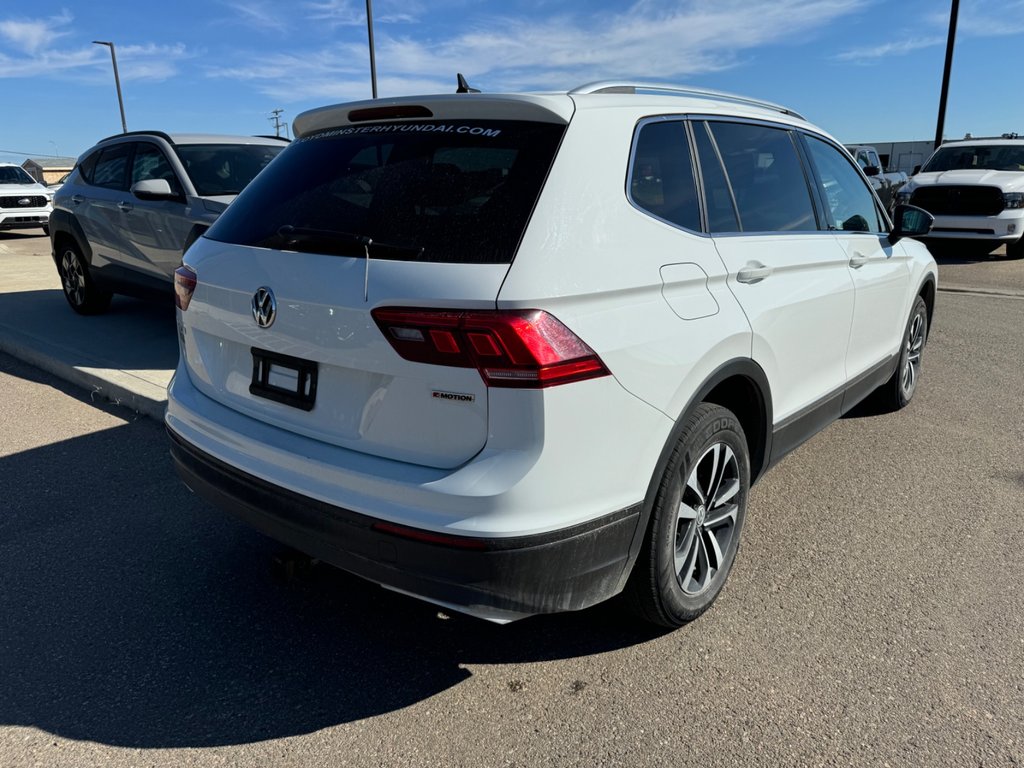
456;73;480;94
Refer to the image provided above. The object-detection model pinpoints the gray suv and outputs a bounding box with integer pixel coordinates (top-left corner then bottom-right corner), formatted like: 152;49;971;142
49;131;287;314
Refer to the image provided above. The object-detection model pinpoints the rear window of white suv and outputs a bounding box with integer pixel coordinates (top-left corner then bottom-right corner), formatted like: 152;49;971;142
205;120;566;264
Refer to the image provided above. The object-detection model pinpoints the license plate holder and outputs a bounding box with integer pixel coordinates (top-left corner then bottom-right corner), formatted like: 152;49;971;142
249;348;318;411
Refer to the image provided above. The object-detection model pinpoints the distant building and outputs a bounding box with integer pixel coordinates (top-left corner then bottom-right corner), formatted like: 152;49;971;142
21;156;76;185
853;141;935;175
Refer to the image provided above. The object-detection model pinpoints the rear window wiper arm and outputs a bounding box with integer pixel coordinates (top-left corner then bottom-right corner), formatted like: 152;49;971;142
276;225;424;258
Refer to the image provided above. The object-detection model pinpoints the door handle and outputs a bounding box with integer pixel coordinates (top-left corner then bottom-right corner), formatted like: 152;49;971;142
736;262;772;284
849;253;869;269
71;194;84;205
117;201;134;212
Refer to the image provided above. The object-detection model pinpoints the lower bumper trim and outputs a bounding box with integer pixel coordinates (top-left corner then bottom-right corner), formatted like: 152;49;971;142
167;426;642;621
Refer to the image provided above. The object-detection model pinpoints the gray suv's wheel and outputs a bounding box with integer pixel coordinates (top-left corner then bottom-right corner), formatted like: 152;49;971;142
628;403;749;627
58;242;112;315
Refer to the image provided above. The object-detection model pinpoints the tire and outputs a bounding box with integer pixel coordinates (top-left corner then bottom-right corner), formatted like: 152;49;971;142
57;241;112;315
41;224;50;237
1007;237;1024;260
627;403;750;628
873;295;928;412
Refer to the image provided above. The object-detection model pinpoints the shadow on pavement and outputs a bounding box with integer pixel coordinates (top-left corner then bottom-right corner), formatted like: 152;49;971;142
0;231;48;241
0;289;177;374
0;364;663;749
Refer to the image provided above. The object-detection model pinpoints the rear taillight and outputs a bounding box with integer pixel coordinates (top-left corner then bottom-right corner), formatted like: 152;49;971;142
371;308;610;388
174;265;197;311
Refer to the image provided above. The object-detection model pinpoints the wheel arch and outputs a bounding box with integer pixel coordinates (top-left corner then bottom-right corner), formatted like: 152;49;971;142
617;359;773;591
48;209;93;266
917;274;937;334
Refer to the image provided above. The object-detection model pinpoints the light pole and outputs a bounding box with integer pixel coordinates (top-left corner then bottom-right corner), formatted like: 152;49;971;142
93;40;127;133
933;0;959;150
366;0;378;98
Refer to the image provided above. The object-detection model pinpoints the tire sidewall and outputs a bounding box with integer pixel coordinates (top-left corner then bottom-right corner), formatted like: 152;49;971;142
652;405;750;622
897;296;928;407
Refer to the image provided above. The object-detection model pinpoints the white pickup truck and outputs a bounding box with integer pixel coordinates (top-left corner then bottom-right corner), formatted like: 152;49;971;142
896;136;1024;259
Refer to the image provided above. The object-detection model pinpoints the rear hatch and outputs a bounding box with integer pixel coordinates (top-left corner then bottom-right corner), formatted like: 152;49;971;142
177;96;571;469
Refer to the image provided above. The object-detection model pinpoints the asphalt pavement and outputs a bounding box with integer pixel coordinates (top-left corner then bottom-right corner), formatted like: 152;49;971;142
1;229;1022;422
0;234;1021;766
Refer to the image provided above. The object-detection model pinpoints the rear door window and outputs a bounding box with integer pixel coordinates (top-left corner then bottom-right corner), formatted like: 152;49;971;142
205;120;566;264
708;122;818;233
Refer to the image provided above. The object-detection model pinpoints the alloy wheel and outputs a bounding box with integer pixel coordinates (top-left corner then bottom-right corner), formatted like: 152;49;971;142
674;442;741;596
60;250;85;307
901;311;926;399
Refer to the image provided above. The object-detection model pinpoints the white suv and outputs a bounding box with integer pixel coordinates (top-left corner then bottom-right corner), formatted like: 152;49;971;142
166;82;937;627
0;163;53;234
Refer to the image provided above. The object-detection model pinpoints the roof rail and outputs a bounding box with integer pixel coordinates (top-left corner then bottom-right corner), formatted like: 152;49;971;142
96;129;176;145
568;81;806;121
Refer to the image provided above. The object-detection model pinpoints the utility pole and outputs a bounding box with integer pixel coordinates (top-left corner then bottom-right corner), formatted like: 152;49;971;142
366;0;378;98
93;41;127;133
933;0;959;150
268;109;288;138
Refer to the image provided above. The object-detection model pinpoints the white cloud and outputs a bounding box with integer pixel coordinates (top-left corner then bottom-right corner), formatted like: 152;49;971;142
834;35;944;63
838;0;1024;63
220;0;290;31
215;0;869;102
0;10;72;54
0;13;191;82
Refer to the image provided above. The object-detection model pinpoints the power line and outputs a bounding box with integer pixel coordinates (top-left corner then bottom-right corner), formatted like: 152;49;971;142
0;149;72;159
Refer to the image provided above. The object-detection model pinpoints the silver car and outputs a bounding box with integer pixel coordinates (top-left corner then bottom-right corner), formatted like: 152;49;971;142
49;131;287;314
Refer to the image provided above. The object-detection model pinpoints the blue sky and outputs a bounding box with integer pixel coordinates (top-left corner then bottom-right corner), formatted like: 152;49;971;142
3;0;1023;164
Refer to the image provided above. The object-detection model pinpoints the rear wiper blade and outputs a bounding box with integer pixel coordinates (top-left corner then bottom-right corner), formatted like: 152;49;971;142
276;225;423;257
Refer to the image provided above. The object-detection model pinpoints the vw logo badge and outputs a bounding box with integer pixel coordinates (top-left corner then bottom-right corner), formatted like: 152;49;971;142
252;287;277;328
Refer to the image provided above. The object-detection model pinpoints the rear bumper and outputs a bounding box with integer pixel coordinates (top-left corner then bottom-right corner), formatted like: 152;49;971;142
167;426;642;622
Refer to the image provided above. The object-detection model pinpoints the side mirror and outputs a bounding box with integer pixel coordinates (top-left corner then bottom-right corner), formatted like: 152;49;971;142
863;165;881;177
889;204;933;245
911;164;922;175
131;178;177;201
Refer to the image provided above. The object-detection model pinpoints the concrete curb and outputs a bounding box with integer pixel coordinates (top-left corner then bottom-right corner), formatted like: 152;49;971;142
0;327;167;421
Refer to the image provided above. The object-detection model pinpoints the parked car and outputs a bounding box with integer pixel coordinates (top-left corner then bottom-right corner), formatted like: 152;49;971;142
166;81;937;627
0;162;53;235
49;131;288;313
896;136;1024;258
47;171;70;192
845;145;908;212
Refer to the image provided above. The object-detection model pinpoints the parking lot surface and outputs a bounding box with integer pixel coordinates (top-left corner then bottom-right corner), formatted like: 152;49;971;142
1;228;1023;766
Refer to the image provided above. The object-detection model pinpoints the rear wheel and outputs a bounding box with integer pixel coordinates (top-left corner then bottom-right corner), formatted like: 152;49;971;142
628;403;749;628
58;242;112;315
